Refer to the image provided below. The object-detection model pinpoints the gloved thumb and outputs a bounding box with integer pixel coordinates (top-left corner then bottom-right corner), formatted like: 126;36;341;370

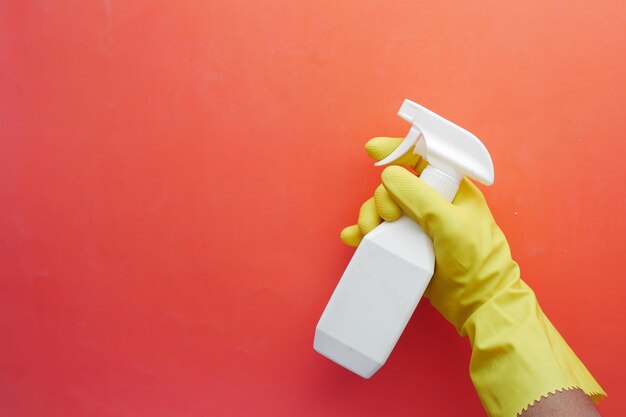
381;166;452;236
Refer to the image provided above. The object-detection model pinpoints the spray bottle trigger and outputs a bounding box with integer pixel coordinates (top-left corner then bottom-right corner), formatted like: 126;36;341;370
374;127;423;167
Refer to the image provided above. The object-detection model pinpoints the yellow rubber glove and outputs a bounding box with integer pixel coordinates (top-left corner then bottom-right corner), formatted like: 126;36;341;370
341;137;606;417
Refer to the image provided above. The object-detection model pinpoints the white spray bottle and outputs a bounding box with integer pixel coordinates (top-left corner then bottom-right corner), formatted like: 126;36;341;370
314;100;494;378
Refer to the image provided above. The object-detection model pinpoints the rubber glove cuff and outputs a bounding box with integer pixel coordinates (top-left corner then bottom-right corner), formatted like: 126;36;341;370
463;279;606;417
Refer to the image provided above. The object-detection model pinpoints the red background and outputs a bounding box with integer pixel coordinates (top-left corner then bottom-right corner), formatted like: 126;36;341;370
1;1;624;416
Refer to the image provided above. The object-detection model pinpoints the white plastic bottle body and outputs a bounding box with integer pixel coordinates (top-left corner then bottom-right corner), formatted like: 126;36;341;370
314;215;435;378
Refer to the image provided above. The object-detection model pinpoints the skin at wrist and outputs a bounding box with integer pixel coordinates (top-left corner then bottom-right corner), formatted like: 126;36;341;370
520;389;601;417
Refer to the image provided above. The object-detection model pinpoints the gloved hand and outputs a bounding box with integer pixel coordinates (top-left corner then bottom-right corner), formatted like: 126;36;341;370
341;137;606;417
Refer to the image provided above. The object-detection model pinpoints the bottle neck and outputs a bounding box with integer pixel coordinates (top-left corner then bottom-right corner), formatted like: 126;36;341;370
419;165;461;202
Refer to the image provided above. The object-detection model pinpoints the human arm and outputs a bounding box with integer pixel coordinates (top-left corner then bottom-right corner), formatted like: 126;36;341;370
521;389;601;417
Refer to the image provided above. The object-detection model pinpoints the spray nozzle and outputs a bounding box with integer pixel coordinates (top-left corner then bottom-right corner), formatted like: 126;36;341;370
375;100;494;187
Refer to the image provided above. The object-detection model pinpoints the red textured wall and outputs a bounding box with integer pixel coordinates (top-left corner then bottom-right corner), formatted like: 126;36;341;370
1;1;624;416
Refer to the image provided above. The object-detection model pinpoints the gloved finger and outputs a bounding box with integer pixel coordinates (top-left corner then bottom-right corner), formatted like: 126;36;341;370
365;137;429;174
340;225;362;247
374;184;402;221
381;166;452;235
357;197;382;235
